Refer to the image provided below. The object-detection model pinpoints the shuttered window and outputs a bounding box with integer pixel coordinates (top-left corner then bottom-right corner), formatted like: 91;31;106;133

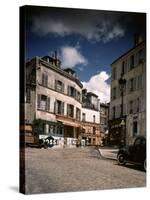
55;80;64;92
37;94;41;109
42;73;48;87
37;94;50;112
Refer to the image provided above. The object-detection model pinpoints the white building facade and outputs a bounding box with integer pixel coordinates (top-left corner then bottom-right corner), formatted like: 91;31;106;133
25;55;83;147
109;38;146;145
81;91;101;146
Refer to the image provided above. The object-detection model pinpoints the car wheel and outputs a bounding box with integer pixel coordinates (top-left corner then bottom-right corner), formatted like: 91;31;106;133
117;154;126;165
144;160;146;171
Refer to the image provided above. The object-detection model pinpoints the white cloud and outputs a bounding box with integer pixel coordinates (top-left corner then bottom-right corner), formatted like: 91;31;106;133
60;46;88;68
82;71;110;103
31;13;125;42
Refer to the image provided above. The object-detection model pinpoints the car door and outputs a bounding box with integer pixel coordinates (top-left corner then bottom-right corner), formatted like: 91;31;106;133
131;137;142;162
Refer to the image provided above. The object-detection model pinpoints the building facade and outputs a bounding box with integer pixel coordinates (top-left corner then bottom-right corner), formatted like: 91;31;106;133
25;55;102;147
100;103;109;145
25;55;83;147
109;36;146;145
81;90;101;146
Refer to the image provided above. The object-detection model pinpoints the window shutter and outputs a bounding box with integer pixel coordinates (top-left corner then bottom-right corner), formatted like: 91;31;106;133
67;86;70;95
56;101;58;114
62;83;64;93
37;94;41;109
133;77;136;91
46;97;50;111
45;74;48;86
55;80;57;90
61;102;64;115
133;99;136;114
124;60;127;73
42;73;44;85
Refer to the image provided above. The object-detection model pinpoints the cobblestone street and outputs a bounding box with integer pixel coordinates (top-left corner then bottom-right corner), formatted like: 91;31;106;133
25;147;146;194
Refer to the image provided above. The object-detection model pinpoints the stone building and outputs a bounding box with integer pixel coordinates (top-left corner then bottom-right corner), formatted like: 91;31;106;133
25;54;83;147
81;90;101;146
109;35;146;145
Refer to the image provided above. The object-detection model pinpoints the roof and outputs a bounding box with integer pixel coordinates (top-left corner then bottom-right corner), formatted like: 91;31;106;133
87;92;98;98
111;40;145;66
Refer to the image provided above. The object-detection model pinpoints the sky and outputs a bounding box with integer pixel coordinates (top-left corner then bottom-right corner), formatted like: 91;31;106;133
24;6;146;103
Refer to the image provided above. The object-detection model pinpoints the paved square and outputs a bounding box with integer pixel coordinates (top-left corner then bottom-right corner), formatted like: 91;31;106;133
25;147;146;194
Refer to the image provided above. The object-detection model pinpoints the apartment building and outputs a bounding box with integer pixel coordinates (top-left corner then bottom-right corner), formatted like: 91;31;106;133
100;103;109;145
81;90;101;146
25;54;83;147
109;35;146;145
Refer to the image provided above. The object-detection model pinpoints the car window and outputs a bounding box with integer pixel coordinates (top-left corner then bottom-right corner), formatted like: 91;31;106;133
134;138;141;146
141;139;146;146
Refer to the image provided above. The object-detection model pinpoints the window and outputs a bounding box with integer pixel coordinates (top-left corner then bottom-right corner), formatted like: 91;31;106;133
137;75;142;89
121;61;125;75
26;87;31;103
93;115;96;123
55;100;64;115
137;97;140;112
55;80;64;92
67;86;75;97
130;78;133;91
93;127;96;135
112;67;116;80
129;100;133;114
49;125;55;134
93;138;96;144
76;91;81;102
128;77;137;92
76;108;81;121
37;94;50;111
138;49;144;64
130;55;134;69
82;113;86;121
67;104;74;117
42;73;48;87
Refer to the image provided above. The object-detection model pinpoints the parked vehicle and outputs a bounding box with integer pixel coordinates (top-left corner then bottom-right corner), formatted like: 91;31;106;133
117;136;146;171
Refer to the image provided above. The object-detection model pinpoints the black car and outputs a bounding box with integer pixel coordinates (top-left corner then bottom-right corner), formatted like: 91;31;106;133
117;136;146;171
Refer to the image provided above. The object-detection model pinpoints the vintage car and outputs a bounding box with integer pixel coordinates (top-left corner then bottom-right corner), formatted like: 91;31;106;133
117;136;146;171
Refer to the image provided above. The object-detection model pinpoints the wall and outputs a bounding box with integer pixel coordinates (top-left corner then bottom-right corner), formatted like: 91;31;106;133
82;107;100;124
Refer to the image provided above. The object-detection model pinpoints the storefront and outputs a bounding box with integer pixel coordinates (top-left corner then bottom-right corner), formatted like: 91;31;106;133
108;117;126;146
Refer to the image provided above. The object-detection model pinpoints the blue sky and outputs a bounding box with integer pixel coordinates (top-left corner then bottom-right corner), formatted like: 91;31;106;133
25;6;146;102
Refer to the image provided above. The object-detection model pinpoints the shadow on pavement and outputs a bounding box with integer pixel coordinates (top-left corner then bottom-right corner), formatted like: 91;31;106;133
113;162;145;172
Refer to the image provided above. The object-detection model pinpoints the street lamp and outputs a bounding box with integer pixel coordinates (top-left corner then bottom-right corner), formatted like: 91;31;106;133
118;77;126;146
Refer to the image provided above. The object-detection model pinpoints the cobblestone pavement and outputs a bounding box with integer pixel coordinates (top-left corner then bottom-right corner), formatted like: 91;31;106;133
25;147;146;194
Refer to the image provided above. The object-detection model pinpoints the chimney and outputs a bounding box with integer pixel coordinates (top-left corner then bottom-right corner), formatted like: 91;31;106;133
134;33;143;46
